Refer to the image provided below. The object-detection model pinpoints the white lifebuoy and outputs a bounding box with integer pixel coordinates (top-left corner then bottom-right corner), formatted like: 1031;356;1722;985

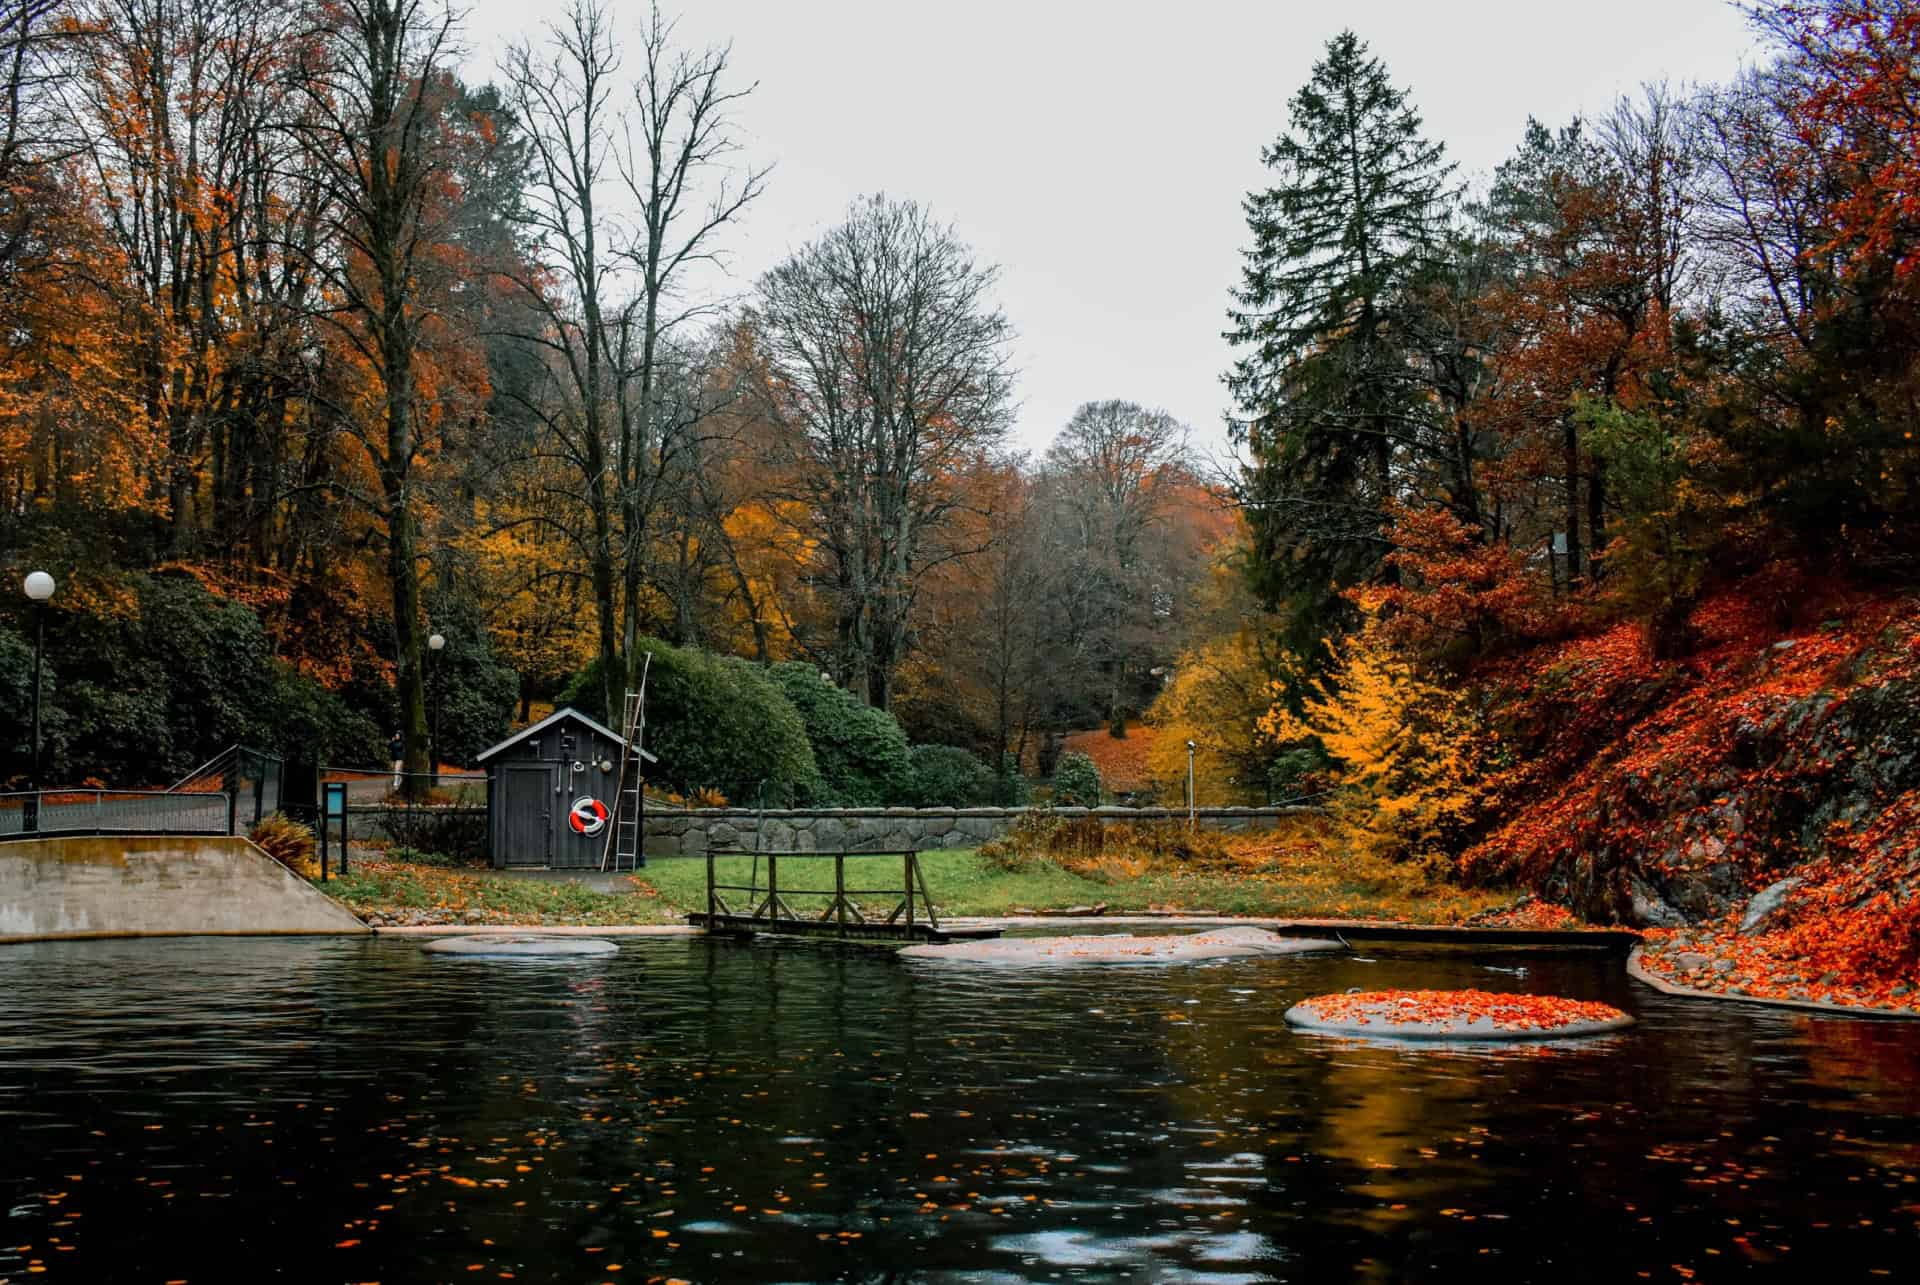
568;795;609;835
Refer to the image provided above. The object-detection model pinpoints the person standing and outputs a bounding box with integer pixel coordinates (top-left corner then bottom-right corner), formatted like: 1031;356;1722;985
388;731;404;792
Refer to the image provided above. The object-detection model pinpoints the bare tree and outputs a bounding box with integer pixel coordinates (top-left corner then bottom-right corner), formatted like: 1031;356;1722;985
498;0;626;715
753;194;1016;709
1039;400;1196;733
499;0;764;714
611;1;767;699
0;0;79;271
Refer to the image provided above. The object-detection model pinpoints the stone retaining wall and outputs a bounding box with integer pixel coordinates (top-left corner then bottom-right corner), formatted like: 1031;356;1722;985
342;803;1316;860
643;805;1313;857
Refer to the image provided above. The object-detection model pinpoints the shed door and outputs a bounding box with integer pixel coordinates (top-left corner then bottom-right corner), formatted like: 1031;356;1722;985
500;764;553;866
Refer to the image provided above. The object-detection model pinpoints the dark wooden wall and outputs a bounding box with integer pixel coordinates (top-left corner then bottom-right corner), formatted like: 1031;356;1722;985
486;715;626;868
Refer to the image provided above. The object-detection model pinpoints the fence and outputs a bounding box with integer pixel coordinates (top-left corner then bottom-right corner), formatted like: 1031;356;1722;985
0;744;286;843
315;767;488;860
0;789;233;839
169;745;284;831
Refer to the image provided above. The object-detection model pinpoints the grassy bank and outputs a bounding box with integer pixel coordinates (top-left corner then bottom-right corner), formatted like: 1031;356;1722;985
325;859;684;927
322;830;1515;928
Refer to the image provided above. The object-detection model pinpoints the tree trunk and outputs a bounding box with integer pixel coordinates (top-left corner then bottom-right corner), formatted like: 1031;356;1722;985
1562;417;1583;585
382;345;430;799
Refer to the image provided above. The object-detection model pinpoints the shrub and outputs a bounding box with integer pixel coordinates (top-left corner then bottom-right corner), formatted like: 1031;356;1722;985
977;811;1230;879
769;662;912;805
560;643;819;803
1052;751;1102;807
265;664;384;767
1;571;389;786
904;743;997;806
250;813;317;876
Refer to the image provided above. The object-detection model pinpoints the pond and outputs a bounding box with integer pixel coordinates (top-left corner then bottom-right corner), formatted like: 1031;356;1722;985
2;934;1917;1282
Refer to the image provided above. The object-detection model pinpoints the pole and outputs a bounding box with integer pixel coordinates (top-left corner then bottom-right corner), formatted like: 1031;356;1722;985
1186;740;1196;826
430;650;441;789
24;606;43;833
30;606;43;790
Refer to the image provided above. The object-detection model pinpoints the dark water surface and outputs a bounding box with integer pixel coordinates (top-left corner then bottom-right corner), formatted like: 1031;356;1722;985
2;935;1918;1283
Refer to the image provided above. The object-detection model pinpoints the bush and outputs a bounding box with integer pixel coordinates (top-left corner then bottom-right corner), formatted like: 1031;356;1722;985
1;571;387;786
770;662;912;805
250;812;317;875
561;642;819;803
904;743;997;806
1052;751;1102;807
977;811;1230;878
265;664;384;768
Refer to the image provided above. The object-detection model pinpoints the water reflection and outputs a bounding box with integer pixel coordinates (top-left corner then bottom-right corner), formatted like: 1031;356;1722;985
0;935;1915;1282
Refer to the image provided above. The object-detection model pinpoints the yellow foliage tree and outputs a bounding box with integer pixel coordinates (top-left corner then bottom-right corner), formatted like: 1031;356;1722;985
1259;594;1478;862
1147;630;1276;805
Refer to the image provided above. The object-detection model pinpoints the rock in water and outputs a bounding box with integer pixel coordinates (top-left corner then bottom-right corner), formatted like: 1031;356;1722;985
900;926;1343;966
421;934;618;957
1286;989;1633;1041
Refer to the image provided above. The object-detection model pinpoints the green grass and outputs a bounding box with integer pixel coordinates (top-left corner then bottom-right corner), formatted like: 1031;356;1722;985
323;845;1511;927
325;859;682;926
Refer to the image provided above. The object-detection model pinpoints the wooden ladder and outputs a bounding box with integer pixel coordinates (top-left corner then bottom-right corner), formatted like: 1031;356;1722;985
600;656;650;872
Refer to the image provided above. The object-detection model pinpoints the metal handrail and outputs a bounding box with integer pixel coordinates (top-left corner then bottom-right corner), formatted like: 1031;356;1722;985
0;788;233;842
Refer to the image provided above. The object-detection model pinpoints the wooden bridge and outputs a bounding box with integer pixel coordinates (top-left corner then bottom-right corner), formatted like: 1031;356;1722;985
687;849;1001;944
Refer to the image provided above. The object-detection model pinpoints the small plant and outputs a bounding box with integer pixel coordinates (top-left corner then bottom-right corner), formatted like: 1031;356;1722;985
1052;751;1102;807
689;786;729;808
250;813;316;876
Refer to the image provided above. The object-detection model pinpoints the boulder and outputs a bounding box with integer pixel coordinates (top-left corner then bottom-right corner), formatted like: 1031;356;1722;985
1738;876;1804;935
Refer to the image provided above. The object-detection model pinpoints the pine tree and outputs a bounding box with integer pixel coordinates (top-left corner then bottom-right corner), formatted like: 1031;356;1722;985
1226;31;1452;665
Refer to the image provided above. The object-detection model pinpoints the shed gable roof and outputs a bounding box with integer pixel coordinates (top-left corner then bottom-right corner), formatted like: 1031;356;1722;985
474;706;657;765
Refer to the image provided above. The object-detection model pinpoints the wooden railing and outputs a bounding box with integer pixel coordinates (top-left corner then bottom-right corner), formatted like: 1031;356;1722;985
702;848;942;938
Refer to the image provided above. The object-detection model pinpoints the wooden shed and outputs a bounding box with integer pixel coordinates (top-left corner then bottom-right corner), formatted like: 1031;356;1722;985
474;707;656;869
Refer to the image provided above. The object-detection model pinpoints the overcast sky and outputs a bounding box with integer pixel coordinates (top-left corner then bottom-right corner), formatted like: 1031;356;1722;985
459;1;1763;458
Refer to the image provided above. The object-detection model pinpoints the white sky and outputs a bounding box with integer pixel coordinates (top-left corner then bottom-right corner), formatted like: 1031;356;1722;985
459;1;1763;457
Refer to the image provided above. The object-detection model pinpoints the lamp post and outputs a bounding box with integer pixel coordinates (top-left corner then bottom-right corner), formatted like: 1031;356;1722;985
22;571;54;832
1186;739;1196;825
427;632;445;788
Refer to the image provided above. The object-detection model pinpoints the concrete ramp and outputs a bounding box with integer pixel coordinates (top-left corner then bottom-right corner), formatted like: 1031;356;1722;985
0;835;369;944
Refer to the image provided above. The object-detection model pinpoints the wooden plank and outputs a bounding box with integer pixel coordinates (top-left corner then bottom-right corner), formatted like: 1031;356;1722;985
913;856;940;932
685;913;1001;944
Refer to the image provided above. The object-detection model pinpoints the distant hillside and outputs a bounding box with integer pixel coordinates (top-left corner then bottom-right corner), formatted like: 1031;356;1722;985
1061;726;1160;798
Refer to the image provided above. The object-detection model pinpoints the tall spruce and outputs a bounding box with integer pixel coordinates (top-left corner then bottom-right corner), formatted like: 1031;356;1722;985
1226;31;1452;663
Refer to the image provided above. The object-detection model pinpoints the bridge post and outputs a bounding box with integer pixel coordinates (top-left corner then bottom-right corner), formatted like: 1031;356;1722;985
835;852;846;938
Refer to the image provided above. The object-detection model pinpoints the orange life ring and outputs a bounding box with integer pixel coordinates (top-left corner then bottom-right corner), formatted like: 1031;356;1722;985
568;796;609;835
